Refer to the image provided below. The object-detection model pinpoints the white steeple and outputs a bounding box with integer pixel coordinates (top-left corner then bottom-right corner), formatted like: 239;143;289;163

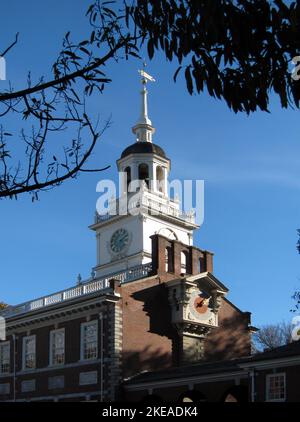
132;68;156;143
90;68;198;278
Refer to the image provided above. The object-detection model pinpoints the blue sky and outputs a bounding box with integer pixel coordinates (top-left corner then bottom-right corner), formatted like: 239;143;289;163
1;0;300;328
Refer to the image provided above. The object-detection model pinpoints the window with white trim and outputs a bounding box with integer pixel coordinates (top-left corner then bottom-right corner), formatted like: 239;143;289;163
266;373;286;402
81;321;98;361
50;329;65;366
22;335;36;370
0;342;10;374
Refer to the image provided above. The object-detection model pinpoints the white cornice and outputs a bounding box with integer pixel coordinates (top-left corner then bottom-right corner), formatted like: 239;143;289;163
5;294;118;331
117;153;170;167
186;272;228;294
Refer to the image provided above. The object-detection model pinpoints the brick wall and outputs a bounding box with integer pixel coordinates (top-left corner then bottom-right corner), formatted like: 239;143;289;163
205;298;252;360
121;277;177;378
121;280;251;378
121;235;252;378
150;234;214;277
0;301;118;402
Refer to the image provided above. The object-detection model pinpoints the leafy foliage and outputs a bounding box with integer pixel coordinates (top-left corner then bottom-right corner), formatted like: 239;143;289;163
126;0;300;113
1;0;300;199
0;1;139;200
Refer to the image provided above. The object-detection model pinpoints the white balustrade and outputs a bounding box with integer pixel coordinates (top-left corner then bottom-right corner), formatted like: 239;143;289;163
95;189;194;224
44;293;62;306
63;286;82;300
2;264;152;319
84;279;103;294
30;299;44;310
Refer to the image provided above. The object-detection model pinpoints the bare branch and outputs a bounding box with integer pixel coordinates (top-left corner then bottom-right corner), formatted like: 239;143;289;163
1;32;19;57
0;41;126;102
253;322;292;352
0;1;141;200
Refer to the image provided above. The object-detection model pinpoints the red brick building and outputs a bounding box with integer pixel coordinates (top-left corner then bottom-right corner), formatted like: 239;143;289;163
123;339;300;403
0;72;254;402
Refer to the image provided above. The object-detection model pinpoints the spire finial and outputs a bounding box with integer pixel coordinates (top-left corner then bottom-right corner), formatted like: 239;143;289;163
140;60;155;82
132;63;156;143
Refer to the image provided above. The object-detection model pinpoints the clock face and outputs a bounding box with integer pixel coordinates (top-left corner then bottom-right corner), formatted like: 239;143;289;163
194;295;209;315
188;290;211;322
110;228;129;253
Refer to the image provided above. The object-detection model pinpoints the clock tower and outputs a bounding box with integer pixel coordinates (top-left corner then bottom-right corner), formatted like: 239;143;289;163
90;70;198;277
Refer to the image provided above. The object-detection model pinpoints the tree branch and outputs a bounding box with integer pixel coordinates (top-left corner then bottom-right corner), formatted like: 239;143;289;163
0;39;129;102
1;32;19;57
0;115;110;198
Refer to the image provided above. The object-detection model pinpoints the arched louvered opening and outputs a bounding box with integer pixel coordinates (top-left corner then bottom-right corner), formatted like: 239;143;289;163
138;163;149;188
124;166;131;192
156;166;164;193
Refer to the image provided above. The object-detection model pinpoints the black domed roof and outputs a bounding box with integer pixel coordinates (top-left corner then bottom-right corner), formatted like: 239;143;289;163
120;142;167;159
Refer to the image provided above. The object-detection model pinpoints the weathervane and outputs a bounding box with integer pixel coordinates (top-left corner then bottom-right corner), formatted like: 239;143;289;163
138;60;156;85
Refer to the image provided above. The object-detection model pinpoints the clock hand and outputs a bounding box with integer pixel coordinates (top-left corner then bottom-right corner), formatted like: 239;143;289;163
196;299;204;308
119;233;127;242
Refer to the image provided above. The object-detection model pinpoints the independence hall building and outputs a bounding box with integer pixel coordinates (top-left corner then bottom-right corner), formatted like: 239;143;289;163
1;72;289;403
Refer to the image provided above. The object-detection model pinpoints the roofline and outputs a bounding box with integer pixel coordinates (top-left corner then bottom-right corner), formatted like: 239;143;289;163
222;296;249;316
124;369;247;391
3;291;118;328
185;272;229;293
239;354;300;370
117;152;170;166
124;351;300;391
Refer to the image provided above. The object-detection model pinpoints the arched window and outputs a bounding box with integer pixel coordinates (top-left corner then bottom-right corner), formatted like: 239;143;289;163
181;251;188;274
138;163;149;188
224;394;238;402
124;166;131;192
158;228;178;240
165;247;172;272
156;166;164;193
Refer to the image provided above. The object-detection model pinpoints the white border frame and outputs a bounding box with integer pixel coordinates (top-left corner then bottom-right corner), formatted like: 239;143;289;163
22;335;36;371
0;341;10;374
80;320;98;361
49;328;65;367
266;372;286;402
